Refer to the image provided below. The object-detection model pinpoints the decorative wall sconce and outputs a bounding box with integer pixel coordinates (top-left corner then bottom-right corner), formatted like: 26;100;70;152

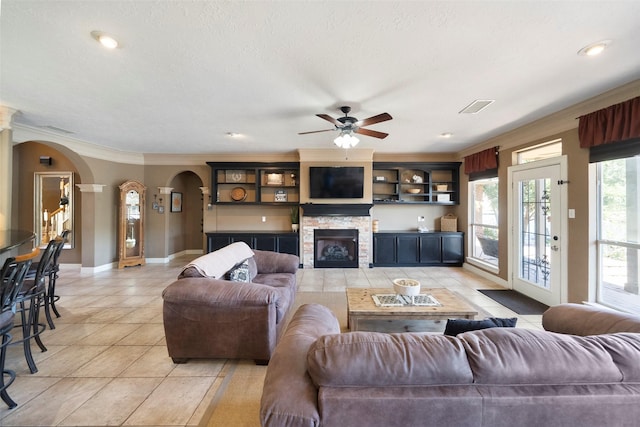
39;156;52;165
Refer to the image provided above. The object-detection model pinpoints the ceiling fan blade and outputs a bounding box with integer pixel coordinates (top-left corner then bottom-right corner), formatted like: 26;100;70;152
355;128;389;139
298;129;335;135
357;112;392;127
316;114;341;126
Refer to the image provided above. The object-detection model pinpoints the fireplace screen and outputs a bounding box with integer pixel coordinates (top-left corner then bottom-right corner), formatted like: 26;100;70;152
314;229;359;268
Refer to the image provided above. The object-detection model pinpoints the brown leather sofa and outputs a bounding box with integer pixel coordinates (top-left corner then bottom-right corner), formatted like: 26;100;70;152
162;248;299;364
261;303;640;427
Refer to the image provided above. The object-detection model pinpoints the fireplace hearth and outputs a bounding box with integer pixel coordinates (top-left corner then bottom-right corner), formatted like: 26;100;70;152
314;229;359;268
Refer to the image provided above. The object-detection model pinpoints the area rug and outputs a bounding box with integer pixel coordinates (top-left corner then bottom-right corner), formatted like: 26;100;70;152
478;289;549;315
200;361;265;427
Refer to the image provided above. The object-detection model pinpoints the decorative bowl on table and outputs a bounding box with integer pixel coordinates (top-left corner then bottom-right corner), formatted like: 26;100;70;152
406;188;421;194
393;278;421;296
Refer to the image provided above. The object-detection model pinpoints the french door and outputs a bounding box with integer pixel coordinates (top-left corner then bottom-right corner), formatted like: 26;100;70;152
509;157;567;306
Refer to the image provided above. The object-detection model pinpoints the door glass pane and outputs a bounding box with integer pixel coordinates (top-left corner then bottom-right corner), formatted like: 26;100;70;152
519;178;551;289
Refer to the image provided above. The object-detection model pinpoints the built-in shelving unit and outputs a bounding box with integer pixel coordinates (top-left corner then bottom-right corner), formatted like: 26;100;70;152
207;162;300;205
372;162;461;205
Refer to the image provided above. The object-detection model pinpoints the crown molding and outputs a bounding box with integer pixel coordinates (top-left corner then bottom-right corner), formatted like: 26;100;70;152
458;79;640;158
11;123;145;164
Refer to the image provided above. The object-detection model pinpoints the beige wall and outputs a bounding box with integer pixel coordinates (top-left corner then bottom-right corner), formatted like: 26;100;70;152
13;141;83;263
7;80;638;287
456;79;639;303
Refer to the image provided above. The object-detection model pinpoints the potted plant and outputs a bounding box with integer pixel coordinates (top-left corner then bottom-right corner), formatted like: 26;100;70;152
290;206;299;232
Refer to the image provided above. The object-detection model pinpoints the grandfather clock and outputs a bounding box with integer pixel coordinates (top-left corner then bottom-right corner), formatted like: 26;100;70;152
118;180;146;268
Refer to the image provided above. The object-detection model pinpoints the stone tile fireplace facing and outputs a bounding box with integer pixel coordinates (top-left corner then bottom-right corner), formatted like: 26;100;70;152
301;204;373;269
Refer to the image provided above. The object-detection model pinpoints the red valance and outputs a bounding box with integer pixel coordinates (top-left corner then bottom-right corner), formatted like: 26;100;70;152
464;147;499;175
579;96;640;148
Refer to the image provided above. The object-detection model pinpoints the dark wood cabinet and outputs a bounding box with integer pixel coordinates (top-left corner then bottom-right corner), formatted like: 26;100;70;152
397;235;420;264
206;232;299;256
419;234;442;264
373;231;464;267
372;234;396;265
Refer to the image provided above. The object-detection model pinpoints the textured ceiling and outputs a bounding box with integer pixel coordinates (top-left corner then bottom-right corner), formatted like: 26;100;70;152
2;1;640;155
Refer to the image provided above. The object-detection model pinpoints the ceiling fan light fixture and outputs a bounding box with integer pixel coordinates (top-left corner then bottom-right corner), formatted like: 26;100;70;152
334;132;359;149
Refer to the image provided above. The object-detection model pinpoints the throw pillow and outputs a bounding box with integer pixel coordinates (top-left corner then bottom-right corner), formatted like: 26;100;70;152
444;317;518;336
226;259;251;282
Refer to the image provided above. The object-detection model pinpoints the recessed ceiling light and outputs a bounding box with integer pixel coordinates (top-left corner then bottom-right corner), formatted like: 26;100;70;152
91;31;119;49
226;132;241;138
440;132;453;138
577;40;611;57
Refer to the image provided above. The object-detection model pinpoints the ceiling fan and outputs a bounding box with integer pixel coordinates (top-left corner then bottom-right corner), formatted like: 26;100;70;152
299;106;392;148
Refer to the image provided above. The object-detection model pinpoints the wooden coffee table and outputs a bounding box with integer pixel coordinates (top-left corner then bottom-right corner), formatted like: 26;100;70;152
346;287;478;332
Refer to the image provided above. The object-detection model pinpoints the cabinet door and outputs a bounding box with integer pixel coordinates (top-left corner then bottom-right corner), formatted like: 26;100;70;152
442;234;464;265
397;235;420;264
419;234;442;264
255;235;277;252
207;235;232;252
230;234;254;248
277;235;299;256
373;234;397;265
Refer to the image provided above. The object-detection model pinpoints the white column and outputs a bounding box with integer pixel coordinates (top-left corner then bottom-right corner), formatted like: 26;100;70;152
0;106;18;229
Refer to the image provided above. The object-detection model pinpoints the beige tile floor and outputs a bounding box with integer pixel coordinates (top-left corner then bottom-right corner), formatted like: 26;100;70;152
0;255;543;426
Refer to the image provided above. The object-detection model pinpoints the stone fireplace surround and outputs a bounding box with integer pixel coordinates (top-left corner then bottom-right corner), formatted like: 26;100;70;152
301;204;373;269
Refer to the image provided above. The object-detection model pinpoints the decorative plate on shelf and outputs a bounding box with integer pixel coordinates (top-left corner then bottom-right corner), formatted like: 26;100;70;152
230;187;247;202
226;170;246;182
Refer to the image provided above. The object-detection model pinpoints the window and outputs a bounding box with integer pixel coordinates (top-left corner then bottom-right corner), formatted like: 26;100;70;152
516;140;562;164
469;177;499;268
597;157;640;314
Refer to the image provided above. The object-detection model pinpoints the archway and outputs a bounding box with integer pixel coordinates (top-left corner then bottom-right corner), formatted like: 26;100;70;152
166;170;205;256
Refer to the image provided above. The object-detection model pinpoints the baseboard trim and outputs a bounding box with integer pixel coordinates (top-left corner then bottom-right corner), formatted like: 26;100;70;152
463;262;509;288
81;262;116;274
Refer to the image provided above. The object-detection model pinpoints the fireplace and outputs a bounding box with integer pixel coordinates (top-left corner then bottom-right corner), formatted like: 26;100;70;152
314;229;359;268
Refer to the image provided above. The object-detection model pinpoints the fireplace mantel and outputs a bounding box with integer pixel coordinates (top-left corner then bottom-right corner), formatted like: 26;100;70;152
301;203;373;217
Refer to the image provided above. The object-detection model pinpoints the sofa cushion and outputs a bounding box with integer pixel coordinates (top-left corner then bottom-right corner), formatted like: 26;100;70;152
444;317;517;336
307;332;474;387
460;328;623;384
588;333;640;381
178;242;255;279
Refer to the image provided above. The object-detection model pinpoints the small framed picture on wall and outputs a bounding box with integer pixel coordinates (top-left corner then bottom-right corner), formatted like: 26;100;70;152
170;192;183;212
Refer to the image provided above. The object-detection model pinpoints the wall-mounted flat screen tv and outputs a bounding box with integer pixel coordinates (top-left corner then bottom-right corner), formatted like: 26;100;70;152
309;166;365;199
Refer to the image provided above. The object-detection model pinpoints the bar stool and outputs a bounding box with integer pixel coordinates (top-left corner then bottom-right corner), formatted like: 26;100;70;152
46;230;70;321
1;254;35;408
14;242;57;374
25;230;69;329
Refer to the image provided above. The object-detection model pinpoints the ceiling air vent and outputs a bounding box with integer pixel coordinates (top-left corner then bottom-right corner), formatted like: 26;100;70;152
459;100;495;114
39;125;74;134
